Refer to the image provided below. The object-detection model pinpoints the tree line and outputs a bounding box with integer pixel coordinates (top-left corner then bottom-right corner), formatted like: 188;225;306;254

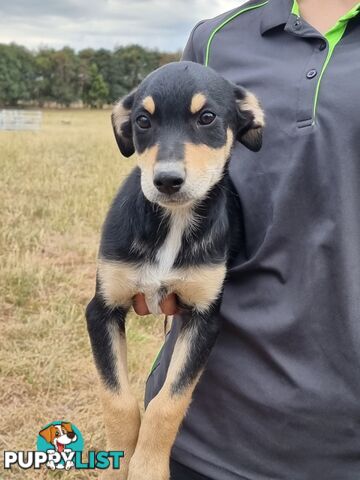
0;43;181;108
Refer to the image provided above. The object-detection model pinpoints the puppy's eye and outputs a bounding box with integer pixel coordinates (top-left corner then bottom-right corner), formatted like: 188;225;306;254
136;115;151;129
55;431;59;436
198;111;216;125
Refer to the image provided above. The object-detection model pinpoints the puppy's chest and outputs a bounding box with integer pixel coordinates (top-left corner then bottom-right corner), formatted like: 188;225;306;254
98;210;227;314
136;215;190;313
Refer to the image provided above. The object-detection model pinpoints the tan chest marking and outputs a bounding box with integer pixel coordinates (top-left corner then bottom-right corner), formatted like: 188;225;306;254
97;259;226;314
98;259;138;308
174;263;226;312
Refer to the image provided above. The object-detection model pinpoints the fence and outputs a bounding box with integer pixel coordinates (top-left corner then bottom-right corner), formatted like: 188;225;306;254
0;110;42;131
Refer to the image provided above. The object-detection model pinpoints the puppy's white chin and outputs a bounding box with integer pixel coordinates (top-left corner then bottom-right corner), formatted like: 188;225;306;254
141;189;194;209
156;197;195;209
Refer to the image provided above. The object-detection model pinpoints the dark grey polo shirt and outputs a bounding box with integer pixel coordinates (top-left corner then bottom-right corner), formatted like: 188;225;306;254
145;1;360;478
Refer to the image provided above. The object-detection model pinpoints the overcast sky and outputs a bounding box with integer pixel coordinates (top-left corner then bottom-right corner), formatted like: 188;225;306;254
0;0;244;52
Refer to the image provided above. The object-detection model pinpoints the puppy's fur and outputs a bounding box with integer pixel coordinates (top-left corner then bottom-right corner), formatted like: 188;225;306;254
86;61;264;480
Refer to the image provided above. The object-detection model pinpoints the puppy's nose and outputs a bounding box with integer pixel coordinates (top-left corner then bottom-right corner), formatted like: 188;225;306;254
67;432;75;439
153;172;184;195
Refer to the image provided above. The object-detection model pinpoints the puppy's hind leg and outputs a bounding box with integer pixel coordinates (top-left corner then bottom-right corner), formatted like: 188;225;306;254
128;306;222;480
86;295;140;480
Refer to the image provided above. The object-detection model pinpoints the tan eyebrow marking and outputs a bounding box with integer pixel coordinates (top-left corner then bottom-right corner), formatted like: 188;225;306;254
190;92;207;114
142;95;156;114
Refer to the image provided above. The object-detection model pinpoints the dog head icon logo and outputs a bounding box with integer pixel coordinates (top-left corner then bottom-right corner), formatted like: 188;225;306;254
39;422;77;453
37;421;84;470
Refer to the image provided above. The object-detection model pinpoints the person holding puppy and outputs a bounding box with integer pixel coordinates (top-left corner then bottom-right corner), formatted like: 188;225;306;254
135;0;360;478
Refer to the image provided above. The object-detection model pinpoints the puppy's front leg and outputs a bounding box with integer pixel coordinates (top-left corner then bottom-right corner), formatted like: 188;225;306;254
86;295;140;480
128;307;221;480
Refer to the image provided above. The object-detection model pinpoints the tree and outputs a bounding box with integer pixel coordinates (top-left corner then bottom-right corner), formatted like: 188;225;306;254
48;47;81;106
159;50;182;66
0;43;36;105
0;43;181;108
82;63;109;108
109;45;162;100
93;49;113;103
34;48;56;106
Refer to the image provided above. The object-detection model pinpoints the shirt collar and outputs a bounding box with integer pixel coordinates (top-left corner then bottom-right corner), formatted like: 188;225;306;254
260;0;296;35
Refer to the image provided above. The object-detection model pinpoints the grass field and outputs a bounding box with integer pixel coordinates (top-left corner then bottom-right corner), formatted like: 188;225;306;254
0;109;164;478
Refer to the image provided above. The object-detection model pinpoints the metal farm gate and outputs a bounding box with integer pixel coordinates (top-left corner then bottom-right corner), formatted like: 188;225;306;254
0;110;42;131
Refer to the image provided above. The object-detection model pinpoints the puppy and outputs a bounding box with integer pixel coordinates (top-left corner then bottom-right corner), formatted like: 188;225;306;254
86;61;264;480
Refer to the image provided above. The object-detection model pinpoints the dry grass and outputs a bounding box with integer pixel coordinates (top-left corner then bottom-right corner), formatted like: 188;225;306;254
0;110;164;478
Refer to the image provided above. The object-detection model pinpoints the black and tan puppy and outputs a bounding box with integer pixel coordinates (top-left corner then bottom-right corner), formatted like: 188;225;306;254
86;61;264;480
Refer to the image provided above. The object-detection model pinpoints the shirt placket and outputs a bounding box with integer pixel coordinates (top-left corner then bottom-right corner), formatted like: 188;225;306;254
285;14;327;130
286;4;360;131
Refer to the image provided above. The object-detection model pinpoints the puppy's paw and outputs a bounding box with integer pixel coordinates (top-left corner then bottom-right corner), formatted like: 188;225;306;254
46;460;56;470
65;460;74;470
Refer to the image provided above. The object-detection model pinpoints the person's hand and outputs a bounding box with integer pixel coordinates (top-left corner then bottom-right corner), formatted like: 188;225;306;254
132;292;179;315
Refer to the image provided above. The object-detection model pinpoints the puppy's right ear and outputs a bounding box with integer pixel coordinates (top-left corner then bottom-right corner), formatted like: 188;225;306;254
39;425;55;444
111;89;137;157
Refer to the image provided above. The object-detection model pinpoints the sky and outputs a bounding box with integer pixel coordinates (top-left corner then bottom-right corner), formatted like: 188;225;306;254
0;0;244;52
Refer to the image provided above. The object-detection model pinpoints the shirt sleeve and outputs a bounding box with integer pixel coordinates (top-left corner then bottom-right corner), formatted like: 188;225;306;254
181;20;207;63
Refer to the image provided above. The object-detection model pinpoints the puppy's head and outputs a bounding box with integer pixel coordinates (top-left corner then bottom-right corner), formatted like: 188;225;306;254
112;61;264;208
39;422;77;450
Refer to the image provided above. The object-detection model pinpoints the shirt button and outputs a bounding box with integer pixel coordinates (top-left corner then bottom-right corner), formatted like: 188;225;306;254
306;69;318;79
294;19;302;29
319;40;327;51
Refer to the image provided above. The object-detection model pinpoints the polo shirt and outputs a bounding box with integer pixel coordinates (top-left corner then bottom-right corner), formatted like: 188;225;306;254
145;1;360;478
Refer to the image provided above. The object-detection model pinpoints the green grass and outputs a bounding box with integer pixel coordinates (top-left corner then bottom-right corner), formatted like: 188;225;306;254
0;109;164;478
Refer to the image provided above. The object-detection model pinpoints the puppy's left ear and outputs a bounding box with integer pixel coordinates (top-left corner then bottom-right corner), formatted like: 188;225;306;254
234;86;265;152
61;422;72;433
111;89;137;158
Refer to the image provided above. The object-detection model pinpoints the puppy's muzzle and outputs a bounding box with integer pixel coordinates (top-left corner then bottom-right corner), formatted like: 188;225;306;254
153;171;185;195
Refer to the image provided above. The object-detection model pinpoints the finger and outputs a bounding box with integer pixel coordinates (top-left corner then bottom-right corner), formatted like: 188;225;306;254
160;293;178;315
133;293;150;316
